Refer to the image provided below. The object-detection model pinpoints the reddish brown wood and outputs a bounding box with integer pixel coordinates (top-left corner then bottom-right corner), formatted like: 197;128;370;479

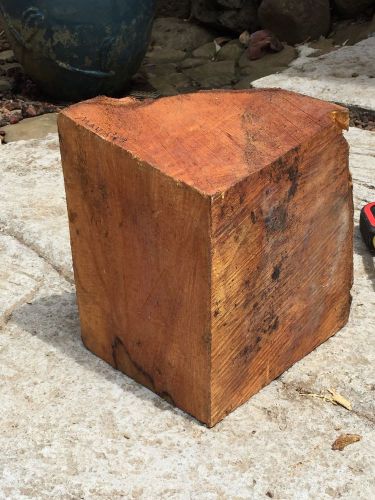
59;89;353;427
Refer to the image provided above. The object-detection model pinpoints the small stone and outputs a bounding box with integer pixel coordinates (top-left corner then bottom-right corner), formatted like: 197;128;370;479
2;63;24;78
233;77;254;90
307;37;336;57
192;42;217;60
147;71;193;97
216;41;244;62
179;58;209;70
3;100;22;111
239;45;297;80
183;60;237;88
0;50;15;63
151;18;214;52
9;110;23;125
0;78;11;92
142;63;178;80
145;48;186;64
23;105;38;118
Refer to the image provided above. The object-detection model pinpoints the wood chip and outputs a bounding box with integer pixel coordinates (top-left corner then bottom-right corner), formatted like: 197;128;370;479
328;389;352;411
332;434;361;451
299;388;352;411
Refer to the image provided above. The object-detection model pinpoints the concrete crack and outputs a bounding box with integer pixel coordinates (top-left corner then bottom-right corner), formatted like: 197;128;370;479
352;178;375;191
0;224;74;285
0;277;44;330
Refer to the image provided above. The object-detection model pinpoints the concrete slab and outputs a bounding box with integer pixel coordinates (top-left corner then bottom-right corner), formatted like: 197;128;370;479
253;37;375;111
0;128;374;499
0;133;73;282
1;113;58;143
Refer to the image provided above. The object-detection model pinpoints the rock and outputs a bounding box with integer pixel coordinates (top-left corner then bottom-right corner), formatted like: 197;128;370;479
330;15;375;46
307;37;336;57
183;60;237;87
192;42;217;59
150;72;194;95
156;0;191;18
191;0;259;33
145;48;187;64
2;100;21;111
333;0;375;18
216;40;244;61
0;78;11;92
247;30;283;60
151;17;214;52
142;62;178;84
8;110;23;125
0;49;15;63
258;0;331;45
179;57;210;69
1;62;23;78
238;44;297;79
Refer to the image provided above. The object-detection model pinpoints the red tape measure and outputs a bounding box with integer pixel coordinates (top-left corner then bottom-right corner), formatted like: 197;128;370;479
360;202;375;253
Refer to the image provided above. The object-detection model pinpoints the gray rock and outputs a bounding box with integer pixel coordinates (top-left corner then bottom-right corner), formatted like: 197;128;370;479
179;57;210;69
151;17;214;52
156;0;191;18
333;0;375;18
142;62;178;80
0;78;11;92
143;63;194;95
1;62;23;78
330;15;375;46
191;0;259;33
0;49;15;63
183;59;237;87
216;40;245;61
238;44;298;79
258;0;331;44
145;48;186;64
192;42;217;59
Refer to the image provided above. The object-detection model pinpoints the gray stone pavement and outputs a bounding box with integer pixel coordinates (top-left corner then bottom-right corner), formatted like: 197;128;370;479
253;37;375;111
0;120;374;498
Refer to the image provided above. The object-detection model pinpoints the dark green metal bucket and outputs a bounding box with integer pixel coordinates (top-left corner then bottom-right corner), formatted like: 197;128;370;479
0;0;156;100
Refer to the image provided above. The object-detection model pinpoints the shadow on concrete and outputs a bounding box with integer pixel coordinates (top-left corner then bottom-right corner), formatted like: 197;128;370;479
11;290;198;427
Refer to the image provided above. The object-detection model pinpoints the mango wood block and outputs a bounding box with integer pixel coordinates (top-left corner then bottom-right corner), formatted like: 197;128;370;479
58;89;353;427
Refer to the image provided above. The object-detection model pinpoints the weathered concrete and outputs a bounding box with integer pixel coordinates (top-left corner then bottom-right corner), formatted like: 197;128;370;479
0;128;374;499
253;37;375;110
1;113;58;143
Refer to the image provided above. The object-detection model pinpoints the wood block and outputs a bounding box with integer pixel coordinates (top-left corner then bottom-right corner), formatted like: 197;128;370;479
58;89;353;427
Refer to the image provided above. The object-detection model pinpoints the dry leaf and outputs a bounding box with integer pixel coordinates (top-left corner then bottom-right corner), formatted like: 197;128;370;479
328;389;352;411
332;434;361;451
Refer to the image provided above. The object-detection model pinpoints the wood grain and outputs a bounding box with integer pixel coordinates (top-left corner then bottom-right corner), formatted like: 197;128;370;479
59;89;353;427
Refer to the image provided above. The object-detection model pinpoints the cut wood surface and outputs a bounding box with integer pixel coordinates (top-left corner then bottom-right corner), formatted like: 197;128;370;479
59;89;353;427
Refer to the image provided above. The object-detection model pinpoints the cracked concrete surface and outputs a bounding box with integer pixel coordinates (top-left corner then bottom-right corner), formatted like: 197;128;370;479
253;37;375;111
0;127;374;499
